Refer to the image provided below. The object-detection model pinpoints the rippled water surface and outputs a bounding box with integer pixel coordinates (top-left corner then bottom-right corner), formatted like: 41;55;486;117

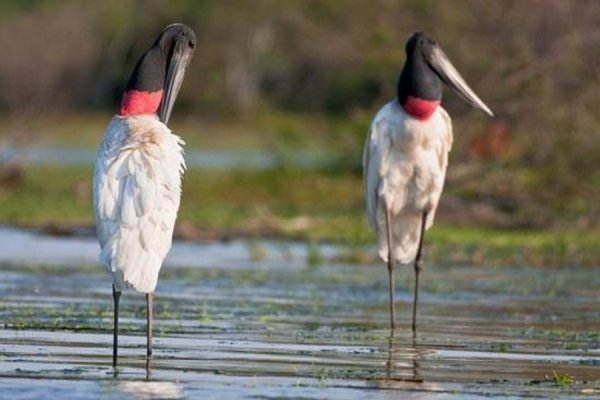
1;228;599;399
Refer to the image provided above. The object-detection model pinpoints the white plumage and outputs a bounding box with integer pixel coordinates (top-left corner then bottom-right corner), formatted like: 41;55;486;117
364;31;492;332
93;115;185;293
363;99;453;264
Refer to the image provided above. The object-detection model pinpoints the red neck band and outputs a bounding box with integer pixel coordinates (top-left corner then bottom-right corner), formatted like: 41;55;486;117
402;96;440;120
119;90;163;116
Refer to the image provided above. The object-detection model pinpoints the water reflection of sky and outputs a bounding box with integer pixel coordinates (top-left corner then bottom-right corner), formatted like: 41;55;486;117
118;381;183;400
0;146;326;170
0;226;340;270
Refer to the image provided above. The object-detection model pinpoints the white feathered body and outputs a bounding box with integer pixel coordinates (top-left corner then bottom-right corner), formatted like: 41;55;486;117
93;115;185;293
363;100;453;264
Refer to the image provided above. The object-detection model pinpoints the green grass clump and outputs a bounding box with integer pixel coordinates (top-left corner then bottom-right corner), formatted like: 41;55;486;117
0;166;93;226
545;370;574;386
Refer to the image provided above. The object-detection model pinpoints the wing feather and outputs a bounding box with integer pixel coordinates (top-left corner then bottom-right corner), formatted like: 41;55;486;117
93;115;185;293
363;100;453;264
121;176;137;226
363;123;384;229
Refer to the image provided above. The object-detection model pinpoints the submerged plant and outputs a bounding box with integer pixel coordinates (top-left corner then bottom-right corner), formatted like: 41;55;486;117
314;366;331;385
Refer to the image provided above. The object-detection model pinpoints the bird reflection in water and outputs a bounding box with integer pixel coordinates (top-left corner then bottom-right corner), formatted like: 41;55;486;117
383;328;424;385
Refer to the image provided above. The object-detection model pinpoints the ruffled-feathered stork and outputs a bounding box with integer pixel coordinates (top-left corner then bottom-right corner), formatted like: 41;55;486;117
93;24;195;366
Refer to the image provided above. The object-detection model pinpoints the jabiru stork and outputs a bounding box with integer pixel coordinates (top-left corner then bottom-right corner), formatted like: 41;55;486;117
363;32;492;333
93;23;196;366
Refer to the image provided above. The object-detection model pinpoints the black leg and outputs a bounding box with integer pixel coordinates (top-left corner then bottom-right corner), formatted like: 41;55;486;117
412;212;428;337
386;327;395;379
112;285;121;368
145;357;152;379
146;293;154;357
385;208;396;330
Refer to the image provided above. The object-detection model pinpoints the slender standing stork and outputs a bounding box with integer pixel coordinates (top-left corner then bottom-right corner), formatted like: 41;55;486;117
93;24;196;366
363;32;493;333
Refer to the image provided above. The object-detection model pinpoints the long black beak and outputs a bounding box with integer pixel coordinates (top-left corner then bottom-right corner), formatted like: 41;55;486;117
426;45;493;116
159;41;194;124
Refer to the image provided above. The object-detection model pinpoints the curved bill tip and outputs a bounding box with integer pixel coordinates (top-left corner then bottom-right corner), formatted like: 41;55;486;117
427;46;493;117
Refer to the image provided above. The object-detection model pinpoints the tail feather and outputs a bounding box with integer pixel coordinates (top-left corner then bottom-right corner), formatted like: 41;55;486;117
99;231;163;293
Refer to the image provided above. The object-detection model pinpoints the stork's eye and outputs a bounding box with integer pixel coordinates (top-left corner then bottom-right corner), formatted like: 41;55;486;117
188;40;195;48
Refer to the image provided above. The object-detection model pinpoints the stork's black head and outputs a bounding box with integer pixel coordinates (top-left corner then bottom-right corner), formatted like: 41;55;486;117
397;32;442;119
397;31;492;120
119;23;196;124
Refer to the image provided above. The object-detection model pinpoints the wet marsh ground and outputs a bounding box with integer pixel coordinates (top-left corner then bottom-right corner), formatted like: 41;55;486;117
1;228;599;399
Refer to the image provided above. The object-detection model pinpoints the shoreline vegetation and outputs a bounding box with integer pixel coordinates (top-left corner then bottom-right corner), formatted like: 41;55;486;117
1;111;599;269
8;221;600;268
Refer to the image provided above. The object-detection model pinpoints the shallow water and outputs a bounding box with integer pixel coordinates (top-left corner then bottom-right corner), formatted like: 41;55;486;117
0;146;326;170
1;227;599;399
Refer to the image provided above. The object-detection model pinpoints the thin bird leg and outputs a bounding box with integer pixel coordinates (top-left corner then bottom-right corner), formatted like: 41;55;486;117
146;292;154;357
385;207;396;330
386;327;395;379
412;211;428;336
112;285;121;368
145;357;152;379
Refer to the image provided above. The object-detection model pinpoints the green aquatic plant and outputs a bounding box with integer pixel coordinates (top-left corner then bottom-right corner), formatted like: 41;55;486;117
314;366;332;386
306;241;324;268
197;303;213;322
545;370;574;386
496;343;511;353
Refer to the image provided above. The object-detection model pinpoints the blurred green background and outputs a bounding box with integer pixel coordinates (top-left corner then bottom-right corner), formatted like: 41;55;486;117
1;0;600;265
